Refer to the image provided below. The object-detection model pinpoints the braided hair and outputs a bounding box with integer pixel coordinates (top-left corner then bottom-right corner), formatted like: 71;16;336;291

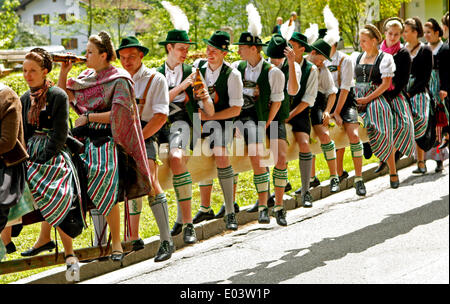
88;31;117;62
25;47;53;73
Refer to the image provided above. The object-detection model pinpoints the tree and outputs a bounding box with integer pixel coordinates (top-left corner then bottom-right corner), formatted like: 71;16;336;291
0;0;20;49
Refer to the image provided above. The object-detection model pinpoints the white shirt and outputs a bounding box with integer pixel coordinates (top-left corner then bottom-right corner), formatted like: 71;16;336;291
351;50;396;78
325;50;355;91
193;59;244;108
231;57;285;103
132;63;169;122
317;64;338;96
270;58;302;96
297;58;319;107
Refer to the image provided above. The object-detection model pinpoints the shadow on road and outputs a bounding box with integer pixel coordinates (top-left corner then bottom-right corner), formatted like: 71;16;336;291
207;194;449;284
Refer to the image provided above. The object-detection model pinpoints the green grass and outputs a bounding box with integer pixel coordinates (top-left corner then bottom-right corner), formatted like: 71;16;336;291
0;149;377;284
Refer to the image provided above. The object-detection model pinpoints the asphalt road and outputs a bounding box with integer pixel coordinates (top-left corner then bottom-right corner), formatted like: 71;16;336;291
82;161;449;285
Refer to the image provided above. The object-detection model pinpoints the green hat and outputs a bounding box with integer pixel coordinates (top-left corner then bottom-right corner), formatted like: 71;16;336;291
116;36;149;59
289;32;312;52
233;32;266;46
310;38;332;61
158;29;196;46
203;31;232;52
263;34;290;59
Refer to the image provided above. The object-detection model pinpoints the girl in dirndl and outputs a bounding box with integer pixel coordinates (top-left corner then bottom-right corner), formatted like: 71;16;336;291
20;48;83;277
352;24;400;188
424;18;449;172
381;18;416;161
403;17;434;174
58;32;152;262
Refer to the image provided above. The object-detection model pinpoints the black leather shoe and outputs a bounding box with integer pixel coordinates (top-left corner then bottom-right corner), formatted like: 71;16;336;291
224;213;238;231
302;191;313;208
170;222;183;236
330;177;340;193
21;241;56;257
258;207;270;224
110;250;124;262
183;224;197;244
354;180;367;196
295;176;321;195
274;208;287;226
5;242;16;254
339;171;349;182
193;209;215;224
435;160;444;173
284;182;292;192
390;174;400;189
132;238;144;251
374;161;387;173
412;161;427;174
154;240;174;262
246;200;259;213
215;202;240;219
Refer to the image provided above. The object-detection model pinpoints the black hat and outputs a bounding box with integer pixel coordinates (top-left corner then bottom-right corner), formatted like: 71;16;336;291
233;32;266;46
116;36;149;59
203;31;232;52
318;28;328;39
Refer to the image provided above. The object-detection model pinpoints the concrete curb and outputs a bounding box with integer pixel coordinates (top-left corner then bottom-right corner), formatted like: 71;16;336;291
14;157;415;284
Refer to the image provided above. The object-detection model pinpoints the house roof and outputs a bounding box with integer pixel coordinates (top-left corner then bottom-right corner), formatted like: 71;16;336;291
16;0;151;10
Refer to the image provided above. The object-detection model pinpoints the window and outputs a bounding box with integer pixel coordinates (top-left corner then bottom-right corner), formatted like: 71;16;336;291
62;38;78;50
33;14;50;25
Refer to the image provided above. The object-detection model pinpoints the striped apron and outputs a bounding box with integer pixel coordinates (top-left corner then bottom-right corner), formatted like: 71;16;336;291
389;92;416;158
354;83;394;163
27;130;81;227
407;76;430;140
79;123;119;217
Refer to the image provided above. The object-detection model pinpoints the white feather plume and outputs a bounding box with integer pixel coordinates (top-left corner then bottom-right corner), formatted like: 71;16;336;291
161;1;190;33
246;3;262;37
280;17;295;41
323;5;340;46
304;23;319;45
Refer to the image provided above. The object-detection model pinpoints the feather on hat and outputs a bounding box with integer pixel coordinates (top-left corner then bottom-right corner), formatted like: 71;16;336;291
246;3;262;38
280;17;295;41
161;1;190;33
323;5;340;46
304;23;319;45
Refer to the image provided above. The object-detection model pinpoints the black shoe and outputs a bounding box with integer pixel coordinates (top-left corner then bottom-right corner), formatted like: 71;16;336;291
21;241;56;257
5;242;16;254
284;182;292;192
330;177;340;193
274;208;287;226
154;240;174;262
374;161;387;173
390;174;400;189
247;200;259;213
267;195;275;208
110;250;124;262
438;139;449;150
193;209;215;224
339;171;349;182
224;213;238;231
295;177;321;195
215;202;240;219
412;161;427;174
435;160;444;173
354;180;367;196
170;222;183;236
182;224;197;244
131;238;144;251
363;142;373;159
302;191;313;208
11;224;23;238
258;207;270;224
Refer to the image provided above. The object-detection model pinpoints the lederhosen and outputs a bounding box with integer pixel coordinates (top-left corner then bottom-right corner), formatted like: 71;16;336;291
157;63;196;151
236;60;272;145
328;56;359;124
288;59;313;134
198;60;234;149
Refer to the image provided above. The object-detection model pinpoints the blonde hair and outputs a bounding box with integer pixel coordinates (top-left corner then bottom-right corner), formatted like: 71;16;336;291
385;20;404;32
88;31;116;62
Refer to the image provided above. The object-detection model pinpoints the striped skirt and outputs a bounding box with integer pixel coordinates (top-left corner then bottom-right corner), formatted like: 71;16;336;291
354;83;394;162
407;77;430;139
27;133;81;227
80;137;119;217
389;93;416;158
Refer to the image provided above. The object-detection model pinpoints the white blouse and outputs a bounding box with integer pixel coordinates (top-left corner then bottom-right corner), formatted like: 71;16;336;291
231;57;285;103
351;50;396;78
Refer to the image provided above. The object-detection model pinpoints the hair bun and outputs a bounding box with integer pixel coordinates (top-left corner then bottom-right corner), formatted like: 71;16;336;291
98;31;117;61
364;24;382;44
